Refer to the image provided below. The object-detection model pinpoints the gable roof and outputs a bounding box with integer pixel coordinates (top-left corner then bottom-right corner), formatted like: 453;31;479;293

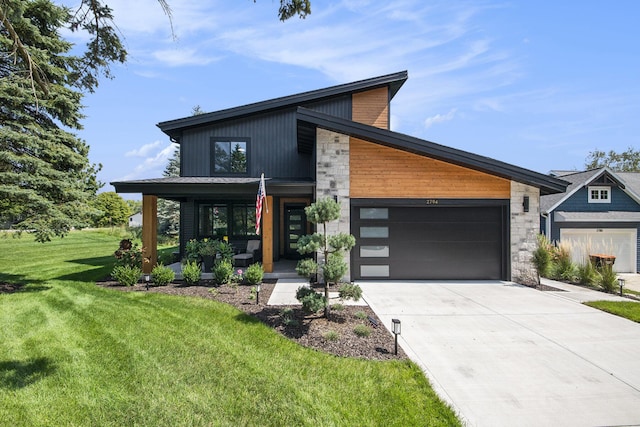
157;71;408;142
541;167;640;213
296;107;568;195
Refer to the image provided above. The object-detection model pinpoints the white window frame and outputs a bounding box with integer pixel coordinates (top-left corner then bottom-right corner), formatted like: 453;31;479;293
588;186;611;204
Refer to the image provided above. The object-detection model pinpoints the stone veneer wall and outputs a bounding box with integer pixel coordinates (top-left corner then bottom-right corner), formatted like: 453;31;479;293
511;181;540;284
315;128;351;281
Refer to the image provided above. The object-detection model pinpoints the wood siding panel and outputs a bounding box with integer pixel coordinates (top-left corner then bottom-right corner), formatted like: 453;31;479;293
350;139;510;198
352;88;389;129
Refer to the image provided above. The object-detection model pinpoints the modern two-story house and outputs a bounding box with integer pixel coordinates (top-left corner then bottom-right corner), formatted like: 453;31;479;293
541;168;640;273
113;71;568;280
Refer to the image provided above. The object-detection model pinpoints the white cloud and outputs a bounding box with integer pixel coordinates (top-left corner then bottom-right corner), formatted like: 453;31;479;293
152;48;221;67
424;109;457;128
125;140;164;157
118;142;177;181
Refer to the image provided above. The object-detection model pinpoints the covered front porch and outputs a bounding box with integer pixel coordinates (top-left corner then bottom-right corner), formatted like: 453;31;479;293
112;177;314;274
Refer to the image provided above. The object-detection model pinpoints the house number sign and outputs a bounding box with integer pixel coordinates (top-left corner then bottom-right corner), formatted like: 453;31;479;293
425;199;439;205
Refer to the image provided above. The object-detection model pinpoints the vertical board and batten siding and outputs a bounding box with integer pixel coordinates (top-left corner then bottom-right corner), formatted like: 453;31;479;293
352;87;389;129
180;96;351;179
350;138;511;199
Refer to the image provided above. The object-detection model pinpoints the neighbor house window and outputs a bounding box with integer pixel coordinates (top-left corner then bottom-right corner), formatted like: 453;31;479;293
212;139;248;174
198;203;256;238
588;186;610;203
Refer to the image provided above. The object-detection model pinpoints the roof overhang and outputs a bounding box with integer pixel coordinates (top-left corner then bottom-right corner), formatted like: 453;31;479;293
555;211;640;222
111;177;314;200
296;107;569;195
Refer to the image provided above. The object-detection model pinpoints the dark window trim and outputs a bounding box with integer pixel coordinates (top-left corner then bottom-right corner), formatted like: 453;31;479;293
196;200;257;239
210;137;250;176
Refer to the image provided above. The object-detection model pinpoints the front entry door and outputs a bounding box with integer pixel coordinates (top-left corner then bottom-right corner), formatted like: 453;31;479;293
284;205;307;259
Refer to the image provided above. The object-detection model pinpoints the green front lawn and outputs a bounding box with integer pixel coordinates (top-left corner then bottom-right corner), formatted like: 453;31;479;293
584;300;640;323
0;230;459;426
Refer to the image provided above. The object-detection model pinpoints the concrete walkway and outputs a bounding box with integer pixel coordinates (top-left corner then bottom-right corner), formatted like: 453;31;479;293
358;279;640;427
267;279;367;306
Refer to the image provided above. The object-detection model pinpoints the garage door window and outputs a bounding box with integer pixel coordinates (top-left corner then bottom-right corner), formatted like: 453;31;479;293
360;208;388;219
360;265;390;277
360;227;389;238
360;245;389;257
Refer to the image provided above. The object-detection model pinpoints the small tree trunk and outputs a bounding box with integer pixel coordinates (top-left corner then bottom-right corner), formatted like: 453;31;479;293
324;282;330;318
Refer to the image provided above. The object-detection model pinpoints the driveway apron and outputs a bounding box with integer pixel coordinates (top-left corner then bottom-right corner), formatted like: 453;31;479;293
359;280;640;427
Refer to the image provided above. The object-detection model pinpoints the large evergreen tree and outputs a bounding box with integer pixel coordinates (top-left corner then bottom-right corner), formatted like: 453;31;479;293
157;146;180;236
1;0;310;241
0;0;106;241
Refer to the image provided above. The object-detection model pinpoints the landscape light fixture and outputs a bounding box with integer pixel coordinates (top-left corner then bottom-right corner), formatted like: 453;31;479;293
256;283;261;305
392;318;401;356
144;273;151;290
618;277;625;296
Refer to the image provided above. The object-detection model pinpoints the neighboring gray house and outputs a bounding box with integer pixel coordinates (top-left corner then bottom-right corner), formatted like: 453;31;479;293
128;212;142;228
541;168;640;273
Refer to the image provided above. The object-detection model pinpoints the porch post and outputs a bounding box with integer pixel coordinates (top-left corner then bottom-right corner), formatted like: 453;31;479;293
142;194;158;273
263;195;274;273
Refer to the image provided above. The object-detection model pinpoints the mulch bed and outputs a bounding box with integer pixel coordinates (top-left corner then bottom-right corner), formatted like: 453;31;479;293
96;278;407;361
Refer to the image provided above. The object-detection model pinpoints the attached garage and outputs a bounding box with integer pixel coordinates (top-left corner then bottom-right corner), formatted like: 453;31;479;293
351;200;510;280
559;228;637;273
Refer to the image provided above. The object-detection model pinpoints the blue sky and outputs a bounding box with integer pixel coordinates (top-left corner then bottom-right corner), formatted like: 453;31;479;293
63;0;639;198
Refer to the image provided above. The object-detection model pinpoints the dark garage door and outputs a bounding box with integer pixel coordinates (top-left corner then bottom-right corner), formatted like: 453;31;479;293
352;203;508;280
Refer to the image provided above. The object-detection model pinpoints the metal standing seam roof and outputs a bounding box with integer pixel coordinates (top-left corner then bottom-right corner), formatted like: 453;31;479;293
296;107;569;195
157;71;409;141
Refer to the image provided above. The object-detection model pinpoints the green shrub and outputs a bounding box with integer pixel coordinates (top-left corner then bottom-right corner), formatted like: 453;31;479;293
280;308;299;327
551;244;577;281
354;310;367;320
112;265;142;287
216;241;235;263
295;286;326;314
245;263;264;286
531;235;552;283
330;303;344;311
322;253;348;285
599;265;617;293
113;239;144;268
295;258;317;280
338;282;362;302
181;260;202;285
353;324;371;338
184;239;201;262
577;259;599;287
213;260;234;285
151;264;175;286
323;330;339;341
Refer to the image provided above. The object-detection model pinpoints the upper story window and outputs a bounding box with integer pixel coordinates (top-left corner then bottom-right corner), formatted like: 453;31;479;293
588;186;610;203
212;139;248;174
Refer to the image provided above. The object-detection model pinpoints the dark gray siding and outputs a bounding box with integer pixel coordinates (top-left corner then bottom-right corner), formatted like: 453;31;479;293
180;200;196;255
180;96;351;178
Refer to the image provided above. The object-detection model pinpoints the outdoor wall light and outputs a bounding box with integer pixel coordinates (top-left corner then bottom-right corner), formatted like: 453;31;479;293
256;283;261;305
618;277;625;296
392;318;401;355
523;196;530;213
144;273;151;290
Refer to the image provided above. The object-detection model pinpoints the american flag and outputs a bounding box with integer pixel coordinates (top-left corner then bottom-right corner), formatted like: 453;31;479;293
255;173;267;235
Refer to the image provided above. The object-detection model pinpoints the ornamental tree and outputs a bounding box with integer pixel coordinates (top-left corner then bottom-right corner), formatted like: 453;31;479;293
295;197;356;318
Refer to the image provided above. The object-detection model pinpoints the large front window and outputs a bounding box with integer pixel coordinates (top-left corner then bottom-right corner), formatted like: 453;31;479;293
212;139;248;174
198;203;256;238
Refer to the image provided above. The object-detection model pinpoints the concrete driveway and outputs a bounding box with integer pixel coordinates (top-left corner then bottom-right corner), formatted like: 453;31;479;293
359;279;640;427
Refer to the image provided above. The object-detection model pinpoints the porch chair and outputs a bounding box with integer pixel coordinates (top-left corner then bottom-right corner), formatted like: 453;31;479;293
233;240;261;267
